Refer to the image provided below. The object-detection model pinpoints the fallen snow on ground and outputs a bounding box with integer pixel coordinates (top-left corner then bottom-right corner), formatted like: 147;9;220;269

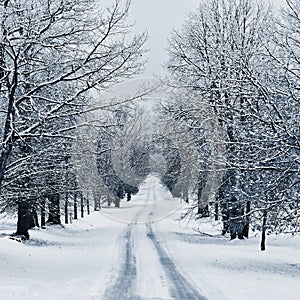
157;215;300;300
0;174;299;300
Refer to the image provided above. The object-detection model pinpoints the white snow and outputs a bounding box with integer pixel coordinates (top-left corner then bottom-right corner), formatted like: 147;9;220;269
0;174;300;299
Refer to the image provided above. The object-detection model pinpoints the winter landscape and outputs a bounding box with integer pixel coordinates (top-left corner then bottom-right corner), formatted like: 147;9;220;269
0;0;300;299
1;175;300;299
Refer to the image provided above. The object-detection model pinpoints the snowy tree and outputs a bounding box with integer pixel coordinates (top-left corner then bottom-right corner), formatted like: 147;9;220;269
0;0;146;238
168;1;274;236
165;0;300;242
112;106;151;191
155;108;200;203
255;0;300;248
159;93;223;216
96;107;142;207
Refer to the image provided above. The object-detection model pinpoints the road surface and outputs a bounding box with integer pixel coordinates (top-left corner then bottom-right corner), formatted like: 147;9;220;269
102;176;207;300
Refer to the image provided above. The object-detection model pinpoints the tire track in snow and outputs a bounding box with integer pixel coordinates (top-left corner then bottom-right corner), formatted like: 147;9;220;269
103;191;152;300
104;177;206;299
146;224;207;300
103;222;142;300
145;186;207;300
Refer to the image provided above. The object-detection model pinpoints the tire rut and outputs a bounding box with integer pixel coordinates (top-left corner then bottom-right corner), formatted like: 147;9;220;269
104;182;206;300
146;223;208;300
103;193;151;300
103;223;142;300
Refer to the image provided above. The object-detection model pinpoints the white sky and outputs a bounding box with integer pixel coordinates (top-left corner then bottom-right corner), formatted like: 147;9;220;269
128;0;286;77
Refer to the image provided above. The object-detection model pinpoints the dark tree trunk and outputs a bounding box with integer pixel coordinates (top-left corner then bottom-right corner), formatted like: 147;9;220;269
218;188;229;236
198;204;209;217
197;182;209;217
183;185;189;203
0;51;18;191
65;192;69;224
127;193;131;202
0;83;16;191
64;155;70;223
237;230;244;240
261;210;267;251
80;192;84;218
47;194;61;224
243;201;251;238
222;204;229;236
197;185;202;213
242;223;249;238
230;231;237;240
86;196;90;215
237;201;244;240
41;199;46;227
74;192;78;220
29;208;39;229
222;220;228;235
15;200;32;239
214;202;219;221
197;168;208;214
0;145;13;190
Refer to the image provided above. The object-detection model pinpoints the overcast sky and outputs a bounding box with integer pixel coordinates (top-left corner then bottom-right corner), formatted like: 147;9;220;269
128;0;286;77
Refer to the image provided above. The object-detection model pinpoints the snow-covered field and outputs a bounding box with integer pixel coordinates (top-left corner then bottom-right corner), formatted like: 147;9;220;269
0;175;299;300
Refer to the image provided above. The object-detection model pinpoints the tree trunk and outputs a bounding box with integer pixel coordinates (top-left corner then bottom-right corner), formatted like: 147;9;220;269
243;201;251;238
222;204;229;236
197;185;203;213
47;194;61;224
0;146;13;189
237;229;244;240
29;208;39;229
41;199;46;228
115;197;120;208
198;204;209;217
0;45;18;191
65;192;69;224
74;192;78;220
230;231;237;240
183;185;189;203
261;210;267;251
86;194;90;215
127;193;131;202
93;190;100;211
15;200;32;239
214;202;219;221
80;192;84;218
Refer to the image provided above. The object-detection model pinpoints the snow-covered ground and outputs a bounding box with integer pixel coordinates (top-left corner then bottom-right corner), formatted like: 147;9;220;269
0;174;299;299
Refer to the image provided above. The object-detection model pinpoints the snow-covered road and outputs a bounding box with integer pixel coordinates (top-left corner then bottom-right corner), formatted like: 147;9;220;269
103;176;206;299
